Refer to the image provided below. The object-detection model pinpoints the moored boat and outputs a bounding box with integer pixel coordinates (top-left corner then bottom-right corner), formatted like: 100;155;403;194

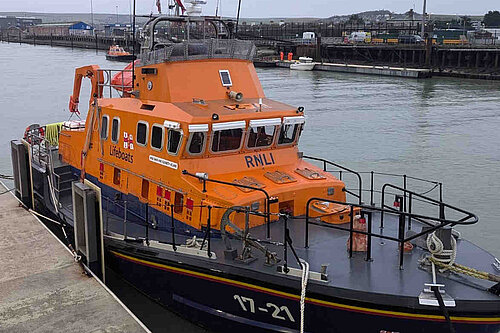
10;14;500;333
106;44;136;62
290;57;315;71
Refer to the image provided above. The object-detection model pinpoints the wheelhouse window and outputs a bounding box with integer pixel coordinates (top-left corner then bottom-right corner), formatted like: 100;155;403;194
211;121;246;153
278;116;305;146
167;130;182;155
247;118;281;149
187;124;208;155
151;124;164;151
100;115;109;140
111;117;120;144
136;121;148;146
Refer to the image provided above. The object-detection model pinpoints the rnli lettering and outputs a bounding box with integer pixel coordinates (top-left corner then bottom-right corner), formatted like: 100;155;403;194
244;153;275;168
110;145;134;163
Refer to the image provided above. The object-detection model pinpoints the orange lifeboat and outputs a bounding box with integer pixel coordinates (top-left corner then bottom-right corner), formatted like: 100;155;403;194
105;45;136;62
110;60;138;94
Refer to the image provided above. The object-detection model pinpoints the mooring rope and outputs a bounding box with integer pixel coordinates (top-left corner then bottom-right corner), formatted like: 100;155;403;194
427;231;457;270
427;231;500;282
299;259;310;333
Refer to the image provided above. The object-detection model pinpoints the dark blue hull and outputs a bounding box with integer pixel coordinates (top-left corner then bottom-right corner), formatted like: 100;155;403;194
107;249;500;333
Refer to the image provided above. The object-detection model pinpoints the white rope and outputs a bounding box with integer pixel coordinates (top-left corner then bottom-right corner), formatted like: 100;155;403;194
299;259;310;333
185;236;206;249
427;231;457;270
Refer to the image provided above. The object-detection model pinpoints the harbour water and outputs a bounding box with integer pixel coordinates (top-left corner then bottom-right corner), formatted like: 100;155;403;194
1;42;499;331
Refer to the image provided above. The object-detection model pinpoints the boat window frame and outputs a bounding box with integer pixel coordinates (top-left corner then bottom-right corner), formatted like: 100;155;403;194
277;124;300;146
150;123;165;152
136;121;149;147
100;114;109;140
246;118;281;150
187;133;207;156
111;117;120;144
277;116;305;147
210;121;246;154
167;129;183;156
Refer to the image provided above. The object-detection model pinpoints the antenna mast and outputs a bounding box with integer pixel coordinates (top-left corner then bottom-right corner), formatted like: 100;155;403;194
236;0;242;35
132;0;136;90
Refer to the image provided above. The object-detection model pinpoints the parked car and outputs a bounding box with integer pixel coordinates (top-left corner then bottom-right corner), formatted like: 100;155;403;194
398;35;424;44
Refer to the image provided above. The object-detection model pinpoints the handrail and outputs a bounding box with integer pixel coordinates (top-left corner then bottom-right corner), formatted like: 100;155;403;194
380;183;478;229
302;155;444;208
305;195;478;269
302;155;362;204
182;170;273;238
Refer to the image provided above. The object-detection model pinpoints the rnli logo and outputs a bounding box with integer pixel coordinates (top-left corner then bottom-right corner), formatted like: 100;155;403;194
244;152;275;168
110;145;134;163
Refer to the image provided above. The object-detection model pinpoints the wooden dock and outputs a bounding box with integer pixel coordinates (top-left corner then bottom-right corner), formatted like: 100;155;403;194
0;183;149;333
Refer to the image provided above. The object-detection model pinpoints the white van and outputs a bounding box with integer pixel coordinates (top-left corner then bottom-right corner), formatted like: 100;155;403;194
348;31;369;43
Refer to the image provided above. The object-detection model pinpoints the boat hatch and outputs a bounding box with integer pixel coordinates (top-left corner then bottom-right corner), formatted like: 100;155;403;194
264;170;297;184
224;104;255;110
310;200;361;224
232;176;266;193
295;167;327;180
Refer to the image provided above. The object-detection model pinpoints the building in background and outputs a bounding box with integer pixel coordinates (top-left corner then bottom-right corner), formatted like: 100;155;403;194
0;16;42;30
28;21;94;36
104;23;131;37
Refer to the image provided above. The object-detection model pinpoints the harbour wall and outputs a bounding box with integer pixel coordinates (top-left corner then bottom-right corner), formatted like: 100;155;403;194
2;29;500;79
0;30;140;52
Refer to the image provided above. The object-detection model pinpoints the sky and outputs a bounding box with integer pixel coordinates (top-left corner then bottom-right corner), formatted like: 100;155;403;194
0;0;497;17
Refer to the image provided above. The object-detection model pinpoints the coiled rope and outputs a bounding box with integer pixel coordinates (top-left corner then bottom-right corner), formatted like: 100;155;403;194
427;231;500;282
427;231;457;270
299;259;310;333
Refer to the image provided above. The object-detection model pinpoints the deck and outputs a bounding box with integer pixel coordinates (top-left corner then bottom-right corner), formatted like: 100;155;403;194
103;206;500;312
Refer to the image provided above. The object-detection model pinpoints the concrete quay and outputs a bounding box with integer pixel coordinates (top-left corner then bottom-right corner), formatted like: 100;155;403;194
0;184;149;333
275;60;432;78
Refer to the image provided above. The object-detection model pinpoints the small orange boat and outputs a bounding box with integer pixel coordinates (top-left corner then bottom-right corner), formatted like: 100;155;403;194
106;44;136;62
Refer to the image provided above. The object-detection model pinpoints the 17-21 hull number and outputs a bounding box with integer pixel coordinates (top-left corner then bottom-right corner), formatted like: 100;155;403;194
234;294;295;322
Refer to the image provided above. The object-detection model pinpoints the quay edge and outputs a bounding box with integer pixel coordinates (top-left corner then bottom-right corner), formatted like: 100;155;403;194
0;182;149;333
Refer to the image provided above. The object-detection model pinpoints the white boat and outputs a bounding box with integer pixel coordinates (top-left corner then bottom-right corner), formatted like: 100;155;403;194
290;57;315;71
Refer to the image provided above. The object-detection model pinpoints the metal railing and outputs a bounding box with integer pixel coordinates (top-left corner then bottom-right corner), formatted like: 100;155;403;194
303;155;443;210
182;170;273;238
303;155;363;204
97;68;133;99
140;39;256;65
305;191;477;269
103;194;217;259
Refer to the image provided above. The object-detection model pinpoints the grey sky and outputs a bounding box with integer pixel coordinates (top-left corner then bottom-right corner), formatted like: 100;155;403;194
0;0;497;17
